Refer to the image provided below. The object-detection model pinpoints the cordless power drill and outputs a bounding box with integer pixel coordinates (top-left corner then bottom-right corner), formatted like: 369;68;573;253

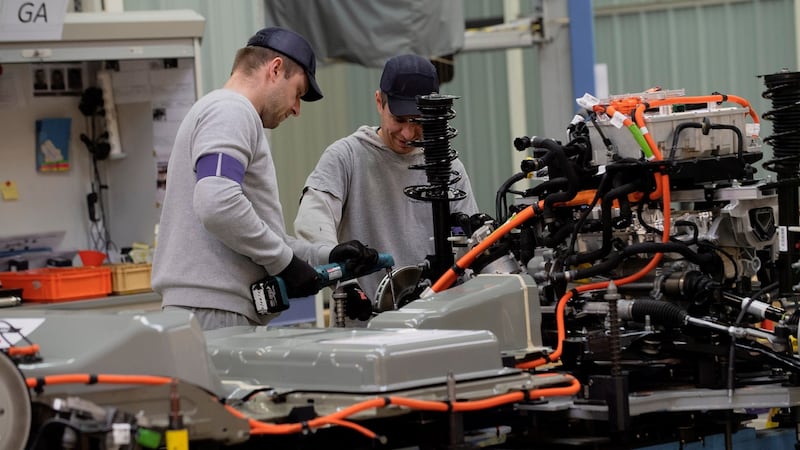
251;253;395;315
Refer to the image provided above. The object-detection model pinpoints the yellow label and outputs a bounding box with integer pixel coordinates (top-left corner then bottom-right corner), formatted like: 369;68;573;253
1;180;18;200
165;429;189;450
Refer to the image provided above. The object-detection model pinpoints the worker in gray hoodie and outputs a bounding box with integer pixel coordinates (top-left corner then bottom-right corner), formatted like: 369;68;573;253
295;54;478;323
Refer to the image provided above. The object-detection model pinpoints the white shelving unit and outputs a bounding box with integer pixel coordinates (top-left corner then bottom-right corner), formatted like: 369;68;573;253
0;10;204;97
0;10;205;256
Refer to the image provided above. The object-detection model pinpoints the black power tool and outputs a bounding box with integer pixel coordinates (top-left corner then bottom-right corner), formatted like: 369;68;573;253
251;253;395;314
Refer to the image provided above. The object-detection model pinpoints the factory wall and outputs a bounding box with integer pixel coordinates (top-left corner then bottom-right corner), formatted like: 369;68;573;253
123;0;795;235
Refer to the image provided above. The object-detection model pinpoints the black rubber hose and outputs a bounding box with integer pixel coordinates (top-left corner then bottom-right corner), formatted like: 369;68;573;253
558;241;717;282
709;123;744;162
669;122;703;161
669;121;744;164
540;221;577;248
565;159;641;258
530;137;580;210
629;299;688;327
624;242;716;267
567;180;640;265
495;171;527;222
525;176;570;198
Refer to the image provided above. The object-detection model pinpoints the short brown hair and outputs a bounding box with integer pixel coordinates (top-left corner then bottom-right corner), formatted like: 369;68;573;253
231;46;301;78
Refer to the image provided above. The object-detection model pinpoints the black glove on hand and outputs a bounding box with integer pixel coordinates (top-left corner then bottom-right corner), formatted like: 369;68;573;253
329;240;379;276
343;283;373;321
278;255;320;298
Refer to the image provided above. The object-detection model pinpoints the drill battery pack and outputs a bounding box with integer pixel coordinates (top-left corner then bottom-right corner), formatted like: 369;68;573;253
250;276;289;315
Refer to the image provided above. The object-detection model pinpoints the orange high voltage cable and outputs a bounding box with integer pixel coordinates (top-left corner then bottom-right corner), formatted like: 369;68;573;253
633;104;664;161
593;104;654;159
6;344;39;357
241;374;581;437
26;373;173;389
626;93;759;141
609;93;758;121
592;103;664;200
430;190;600;294
26;371;580;441
429;200;541;293
517;172;672;370
607;97;642;116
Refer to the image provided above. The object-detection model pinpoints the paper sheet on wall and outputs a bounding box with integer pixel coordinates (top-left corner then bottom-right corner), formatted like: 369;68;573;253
111;60;151;104
148;61;195;161
152;99;192;160
149;66;195;101
108;59;196;206
0;65;27;109
151;62;195;205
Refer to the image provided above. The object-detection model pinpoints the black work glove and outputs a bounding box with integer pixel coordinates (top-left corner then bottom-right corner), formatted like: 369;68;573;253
343;283;373;321
278;255;320;298
329;240;379;277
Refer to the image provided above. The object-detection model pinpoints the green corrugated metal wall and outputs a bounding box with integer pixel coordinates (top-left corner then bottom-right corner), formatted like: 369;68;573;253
124;0;796;229
594;0;796;143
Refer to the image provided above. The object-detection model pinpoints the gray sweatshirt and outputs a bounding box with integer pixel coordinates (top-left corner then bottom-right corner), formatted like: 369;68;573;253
295;125;479;300
152;89;329;324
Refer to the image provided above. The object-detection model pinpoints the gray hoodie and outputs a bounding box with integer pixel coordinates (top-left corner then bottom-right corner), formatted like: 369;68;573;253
295;125;479;300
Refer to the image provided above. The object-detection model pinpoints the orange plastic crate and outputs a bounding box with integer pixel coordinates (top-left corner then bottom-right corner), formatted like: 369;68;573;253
0;267;111;302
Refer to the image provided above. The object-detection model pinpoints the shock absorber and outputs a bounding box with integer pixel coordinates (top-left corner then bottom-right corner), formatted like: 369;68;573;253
606;281;622;377
404;94;467;279
762;70;800;298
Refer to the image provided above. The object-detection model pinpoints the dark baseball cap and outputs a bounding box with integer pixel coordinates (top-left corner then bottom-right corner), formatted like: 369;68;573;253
379;54;439;116
247;27;323;102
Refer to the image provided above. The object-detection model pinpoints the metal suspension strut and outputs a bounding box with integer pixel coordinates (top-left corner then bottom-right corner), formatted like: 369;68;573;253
404;94;467;279
762;70;800;298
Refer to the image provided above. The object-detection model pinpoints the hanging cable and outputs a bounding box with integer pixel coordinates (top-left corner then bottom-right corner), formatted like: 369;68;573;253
79;87;118;256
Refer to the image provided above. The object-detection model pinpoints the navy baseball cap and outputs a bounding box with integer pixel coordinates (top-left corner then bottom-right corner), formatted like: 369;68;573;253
247;27;323;102
379;55;439;116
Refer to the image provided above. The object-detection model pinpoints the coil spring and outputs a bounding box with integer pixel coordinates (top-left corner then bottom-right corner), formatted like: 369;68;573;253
762;69;800;176
403;94;467;202
607;296;622;377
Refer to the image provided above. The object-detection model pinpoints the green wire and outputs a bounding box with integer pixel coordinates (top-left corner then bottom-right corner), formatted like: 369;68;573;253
627;123;654;159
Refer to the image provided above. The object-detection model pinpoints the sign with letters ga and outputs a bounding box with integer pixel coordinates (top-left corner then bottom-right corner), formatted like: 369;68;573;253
0;0;69;42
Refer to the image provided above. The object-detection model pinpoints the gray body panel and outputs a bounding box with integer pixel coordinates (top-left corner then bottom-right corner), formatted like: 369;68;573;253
5;308;224;396
368;274;545;358
206;326;510;395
